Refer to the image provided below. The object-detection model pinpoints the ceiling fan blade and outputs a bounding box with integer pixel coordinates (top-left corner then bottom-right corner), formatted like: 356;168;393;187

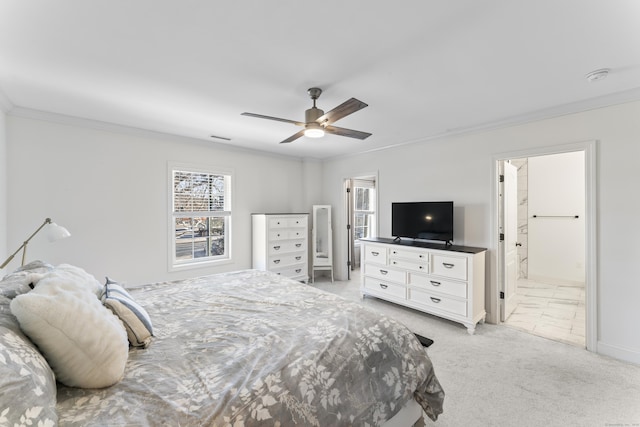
324;125;372;140
280;130;306;144
316;98;368;126
241;112;304;127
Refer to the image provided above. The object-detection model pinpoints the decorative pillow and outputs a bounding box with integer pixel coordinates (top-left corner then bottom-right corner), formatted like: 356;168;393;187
9;265;129;388
0;260;53;299
0;296;57;426
101;277;154;348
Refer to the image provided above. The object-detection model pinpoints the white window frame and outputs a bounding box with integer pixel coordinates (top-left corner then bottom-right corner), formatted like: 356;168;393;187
168;162;233;271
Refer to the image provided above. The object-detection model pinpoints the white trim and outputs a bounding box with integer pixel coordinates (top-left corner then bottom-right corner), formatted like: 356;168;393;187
0;88;13;112
491;140;597;353
597;342;640;366
340;171;379;281
324;87;640;162
8;106;301;161
167;162;234;272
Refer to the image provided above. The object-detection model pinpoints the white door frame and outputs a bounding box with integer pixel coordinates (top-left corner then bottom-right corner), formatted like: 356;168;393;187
341;171;379;280
491;140;597;352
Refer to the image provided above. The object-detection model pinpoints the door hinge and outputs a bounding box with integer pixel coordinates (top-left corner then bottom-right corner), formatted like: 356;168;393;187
500;291;505;299
499;233;504;241
499;174;504;183
347;224;351;230
346;187;351;193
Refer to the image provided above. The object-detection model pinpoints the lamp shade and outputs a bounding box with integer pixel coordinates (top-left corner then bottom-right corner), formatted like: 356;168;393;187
46;222;71;242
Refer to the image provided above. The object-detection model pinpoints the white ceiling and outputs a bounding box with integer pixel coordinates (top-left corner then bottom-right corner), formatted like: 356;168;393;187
1;1;639;160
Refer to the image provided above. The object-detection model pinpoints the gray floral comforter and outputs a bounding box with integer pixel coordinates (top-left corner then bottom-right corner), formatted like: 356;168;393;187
56;270;444;426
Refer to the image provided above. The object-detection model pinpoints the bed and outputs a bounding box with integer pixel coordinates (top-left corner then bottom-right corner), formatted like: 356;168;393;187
1;263;444;426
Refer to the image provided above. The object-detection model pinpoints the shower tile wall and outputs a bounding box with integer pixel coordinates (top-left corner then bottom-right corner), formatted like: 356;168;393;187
511;158;528;279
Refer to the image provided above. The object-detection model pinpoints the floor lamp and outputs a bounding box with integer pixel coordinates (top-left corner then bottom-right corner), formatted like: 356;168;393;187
0;218;71;269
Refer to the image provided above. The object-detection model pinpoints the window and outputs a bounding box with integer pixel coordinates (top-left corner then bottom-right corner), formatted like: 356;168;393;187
170;166;231;268
354;185;376;240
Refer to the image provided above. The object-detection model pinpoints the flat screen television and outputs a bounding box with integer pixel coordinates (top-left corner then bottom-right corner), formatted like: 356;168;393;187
391;201;454;243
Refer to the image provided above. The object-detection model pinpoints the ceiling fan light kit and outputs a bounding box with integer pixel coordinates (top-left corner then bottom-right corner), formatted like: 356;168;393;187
242;87;371;144
304;122;325;138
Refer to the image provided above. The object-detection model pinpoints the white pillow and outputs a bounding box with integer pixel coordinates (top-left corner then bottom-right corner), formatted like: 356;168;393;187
10;265;129;389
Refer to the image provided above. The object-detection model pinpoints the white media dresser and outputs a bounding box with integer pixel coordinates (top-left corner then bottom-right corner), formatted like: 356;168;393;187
360;237;486;334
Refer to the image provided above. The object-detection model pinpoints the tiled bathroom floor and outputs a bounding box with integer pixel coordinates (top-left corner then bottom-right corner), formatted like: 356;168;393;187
504;278;585;347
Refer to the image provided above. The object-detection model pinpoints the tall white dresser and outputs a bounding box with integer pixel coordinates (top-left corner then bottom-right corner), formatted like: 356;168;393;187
252;213;309;282
360;237;486;334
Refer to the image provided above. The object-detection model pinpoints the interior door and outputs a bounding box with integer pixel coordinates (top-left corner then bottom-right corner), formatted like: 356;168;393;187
501;161;519;321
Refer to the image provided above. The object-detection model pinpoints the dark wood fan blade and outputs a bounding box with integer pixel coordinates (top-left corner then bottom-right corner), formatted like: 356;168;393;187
324;125;372;140
280;130;306;144
316;98;368;126
241;112;304;127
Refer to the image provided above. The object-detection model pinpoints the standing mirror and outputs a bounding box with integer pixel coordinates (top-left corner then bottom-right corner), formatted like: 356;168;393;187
312;205;333;283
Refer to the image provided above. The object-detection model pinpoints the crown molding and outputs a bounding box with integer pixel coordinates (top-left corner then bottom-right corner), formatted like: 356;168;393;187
7;106;302;162
325;86;640;161
0;88;14;112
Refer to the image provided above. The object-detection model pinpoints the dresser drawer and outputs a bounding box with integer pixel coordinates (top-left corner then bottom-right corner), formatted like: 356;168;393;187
408;288;467;316
363;245;388;265
365;264;405;283
390;258;428;273
269;229;307;241
269;253;305;268
268;216;307;229
268;240;305;255
287;229;306;239
389;248;428;263
268;217;290;229
287;216;307;228
363;276;406;299
273;265;307;278
408;273;467;299
431;254;468;280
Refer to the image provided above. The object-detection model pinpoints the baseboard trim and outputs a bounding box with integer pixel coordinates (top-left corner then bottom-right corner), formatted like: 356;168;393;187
598;341;640;365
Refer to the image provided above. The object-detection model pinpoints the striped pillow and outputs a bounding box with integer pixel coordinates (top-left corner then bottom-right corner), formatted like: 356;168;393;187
101;278;153;348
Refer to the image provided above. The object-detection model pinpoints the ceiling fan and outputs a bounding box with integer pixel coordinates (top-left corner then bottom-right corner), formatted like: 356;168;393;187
241;87;372;144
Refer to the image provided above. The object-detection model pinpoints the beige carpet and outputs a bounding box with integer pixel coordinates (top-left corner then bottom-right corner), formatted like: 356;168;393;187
313;273;640;427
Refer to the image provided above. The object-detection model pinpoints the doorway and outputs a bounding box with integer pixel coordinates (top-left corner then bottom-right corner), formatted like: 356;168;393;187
495;142;596;351
344;176;377;280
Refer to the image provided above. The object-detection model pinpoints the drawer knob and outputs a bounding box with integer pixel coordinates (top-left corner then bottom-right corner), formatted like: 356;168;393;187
295;269;301;273
419;265;424;269
419;254;424;258
379;284;388;289
380;269;388;275
273;245;281;250
371;251;379;256
295;256;301;260
393;250;397;254
296;243;302;247
430;281;441;287
273;259;280;264
443;262;455;269
430;297;441;303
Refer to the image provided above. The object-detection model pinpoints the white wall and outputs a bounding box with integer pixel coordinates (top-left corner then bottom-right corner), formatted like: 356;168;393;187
528;152;585;283
6;114;307;285
5;101;640;365
321;100;640;364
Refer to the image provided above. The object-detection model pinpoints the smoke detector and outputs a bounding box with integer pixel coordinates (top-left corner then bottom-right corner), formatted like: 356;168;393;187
585;68;610;82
